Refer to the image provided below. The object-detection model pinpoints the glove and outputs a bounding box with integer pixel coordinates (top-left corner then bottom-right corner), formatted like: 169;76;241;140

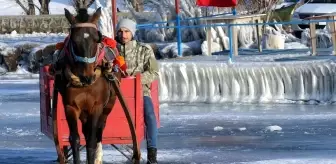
113;56;127;72
102;37;117;48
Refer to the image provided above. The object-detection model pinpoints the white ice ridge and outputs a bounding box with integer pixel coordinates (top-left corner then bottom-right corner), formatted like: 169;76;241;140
158;59;336;104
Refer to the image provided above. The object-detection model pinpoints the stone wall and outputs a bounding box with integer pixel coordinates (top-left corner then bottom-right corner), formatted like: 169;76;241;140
0;12;138;34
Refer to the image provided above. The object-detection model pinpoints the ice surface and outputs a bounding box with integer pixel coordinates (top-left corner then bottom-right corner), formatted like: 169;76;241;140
0;80;336;163
237;159;336;164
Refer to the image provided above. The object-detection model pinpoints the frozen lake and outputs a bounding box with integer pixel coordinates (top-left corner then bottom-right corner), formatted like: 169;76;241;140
1;79;336;163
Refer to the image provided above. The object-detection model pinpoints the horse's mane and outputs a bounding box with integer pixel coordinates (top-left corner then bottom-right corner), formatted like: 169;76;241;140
75;8;90;23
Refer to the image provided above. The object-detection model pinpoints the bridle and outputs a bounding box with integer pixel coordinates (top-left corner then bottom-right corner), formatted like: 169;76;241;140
64;22;105;67
61;22;107;87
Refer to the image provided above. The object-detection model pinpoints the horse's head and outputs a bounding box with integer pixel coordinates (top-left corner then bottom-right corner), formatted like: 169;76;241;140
64;7;102;85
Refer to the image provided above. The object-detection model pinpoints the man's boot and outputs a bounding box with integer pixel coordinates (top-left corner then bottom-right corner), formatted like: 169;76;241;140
147;148;157;164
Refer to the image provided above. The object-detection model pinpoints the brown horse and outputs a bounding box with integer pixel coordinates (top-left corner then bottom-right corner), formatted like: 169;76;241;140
53;7;122;164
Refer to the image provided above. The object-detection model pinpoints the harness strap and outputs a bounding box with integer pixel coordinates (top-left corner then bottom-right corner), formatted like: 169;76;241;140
62;36;106;67
96;44;106;66
72;23;97;29
62;36;74;65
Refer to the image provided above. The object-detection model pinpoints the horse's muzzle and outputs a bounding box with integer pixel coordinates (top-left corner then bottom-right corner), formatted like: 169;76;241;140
79;75;96;85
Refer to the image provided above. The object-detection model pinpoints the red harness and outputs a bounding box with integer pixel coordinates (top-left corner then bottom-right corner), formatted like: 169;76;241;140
55;34;126;74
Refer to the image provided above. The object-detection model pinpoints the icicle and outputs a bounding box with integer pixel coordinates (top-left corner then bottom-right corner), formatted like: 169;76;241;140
158;60;336;104
95;0;113;38
301;28;332;48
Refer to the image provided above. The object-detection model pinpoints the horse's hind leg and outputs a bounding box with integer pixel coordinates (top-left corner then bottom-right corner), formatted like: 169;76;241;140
65;106;81;164
82;118;102;164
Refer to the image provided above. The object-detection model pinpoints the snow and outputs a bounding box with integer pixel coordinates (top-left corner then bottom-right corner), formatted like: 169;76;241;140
0;79;38;84
273;2;296;10
239;127;247;131
265;125;283;132
0;32;67;45
214;126;224;131
0;42;16;56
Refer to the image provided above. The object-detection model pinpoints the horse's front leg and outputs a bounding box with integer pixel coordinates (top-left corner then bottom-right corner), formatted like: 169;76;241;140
94;97;118;164
82;117;102;164
65;105;81;164
94;140;103;164
94;114;109;164
86;114;101;164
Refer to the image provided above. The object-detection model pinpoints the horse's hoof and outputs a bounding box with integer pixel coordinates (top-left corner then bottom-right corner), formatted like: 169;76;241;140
132;158;140;164
95;142;103;164
146;161;158;164
55;157;67;164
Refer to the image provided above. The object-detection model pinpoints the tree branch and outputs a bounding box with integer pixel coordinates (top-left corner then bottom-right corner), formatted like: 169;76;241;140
69;0;82;10
33;4;42;13
15;0;29;14
86;0;95;8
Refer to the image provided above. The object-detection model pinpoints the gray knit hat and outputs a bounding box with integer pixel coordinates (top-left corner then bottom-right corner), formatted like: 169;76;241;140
116;19;137;36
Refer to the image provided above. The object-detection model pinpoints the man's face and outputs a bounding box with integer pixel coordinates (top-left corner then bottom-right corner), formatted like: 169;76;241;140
117;27;133;44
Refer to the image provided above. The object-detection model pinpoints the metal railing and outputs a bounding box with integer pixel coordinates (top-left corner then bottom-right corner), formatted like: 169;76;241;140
135;13;336;62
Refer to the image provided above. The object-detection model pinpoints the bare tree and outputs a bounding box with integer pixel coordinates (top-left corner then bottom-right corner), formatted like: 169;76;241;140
39;0;50;14
237;0;281;15
134;0;144;12
27;0;35;15
87;0;95;8
69;0;96;10
16;0;50;15
124;0;145;12
15;0;27;14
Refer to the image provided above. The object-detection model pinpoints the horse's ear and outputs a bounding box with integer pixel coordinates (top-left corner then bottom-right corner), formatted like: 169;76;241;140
90;7;102;24
64;8;75;24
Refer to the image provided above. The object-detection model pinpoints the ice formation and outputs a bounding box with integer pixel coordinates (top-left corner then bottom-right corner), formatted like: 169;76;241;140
158;58;336;104
94;0;114;38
